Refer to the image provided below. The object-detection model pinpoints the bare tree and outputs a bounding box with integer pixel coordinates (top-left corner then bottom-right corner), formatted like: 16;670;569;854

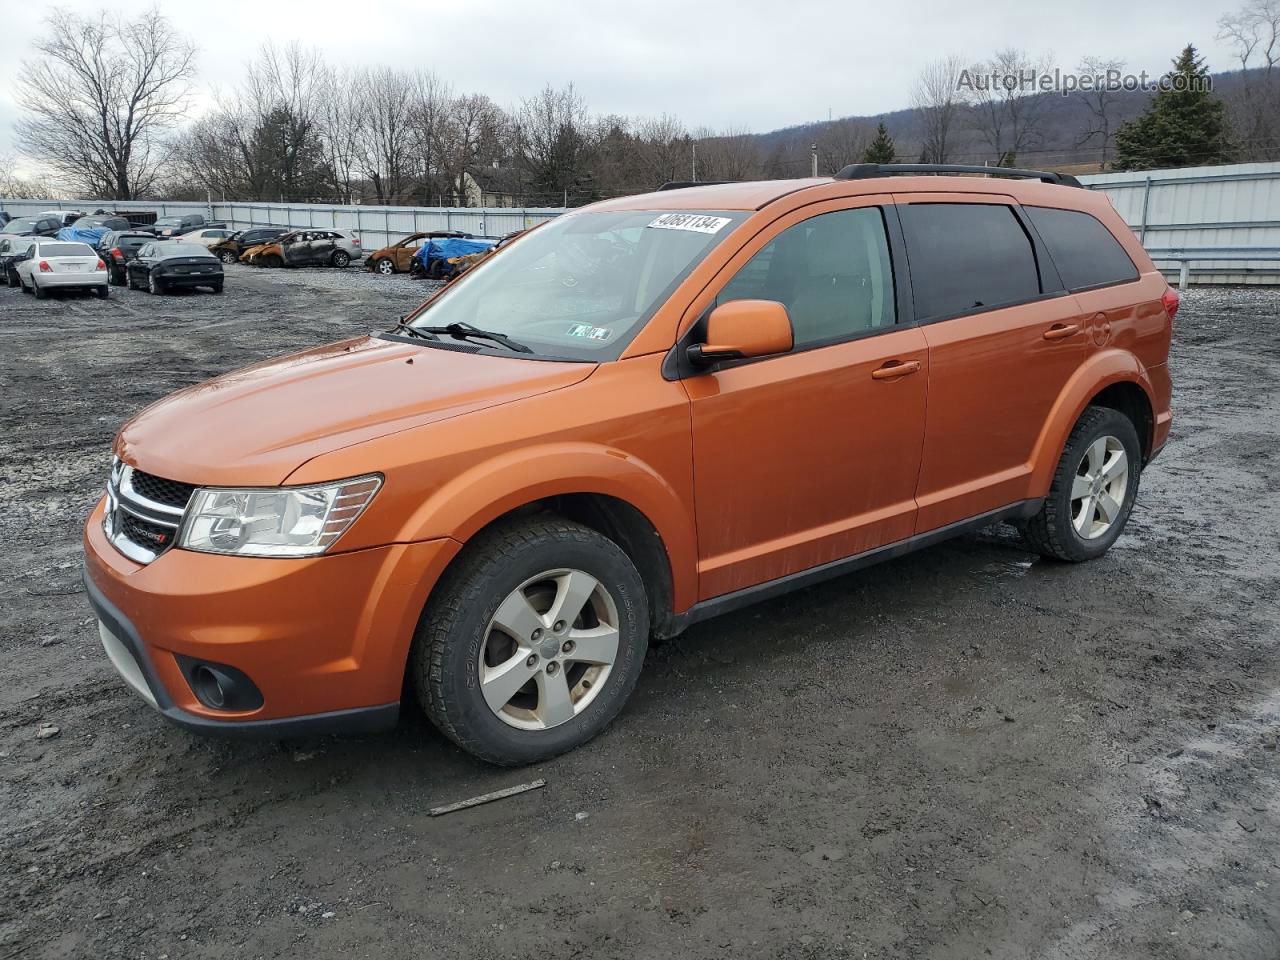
964;48;1052;166
405;71;453;198
15;10;196;199
0;154;57;198
912;56;966;163
438;93;505;204
352;68;416;202
632;114;689;186
814;119;872;172
1074;57;1126;169
1218;0;1280;159
692;127;761;181
513;84;596;204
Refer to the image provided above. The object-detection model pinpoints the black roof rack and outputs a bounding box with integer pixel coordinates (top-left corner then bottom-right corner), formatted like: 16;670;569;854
656;180;733;191
833;163;1081;188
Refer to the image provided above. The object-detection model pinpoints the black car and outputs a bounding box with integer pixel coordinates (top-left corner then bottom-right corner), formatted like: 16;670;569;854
97;230;158;286
0;235;36;286
126;241;224;295
0;215;63;238
72;214;133;233
208;227;289;264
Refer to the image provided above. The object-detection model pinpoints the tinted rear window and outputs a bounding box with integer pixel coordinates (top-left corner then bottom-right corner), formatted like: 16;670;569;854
901;203;1041;320
38;243;96;257
1024;206;1139;291
162;244;216;258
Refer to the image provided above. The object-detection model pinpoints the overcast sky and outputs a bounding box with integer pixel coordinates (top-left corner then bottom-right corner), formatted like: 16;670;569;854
0;0;1240;179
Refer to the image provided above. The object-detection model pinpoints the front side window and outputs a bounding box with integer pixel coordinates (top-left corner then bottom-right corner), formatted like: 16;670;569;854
407;209;745;361
715;207;896;347
1023;206;1139;292
901;203;1041;321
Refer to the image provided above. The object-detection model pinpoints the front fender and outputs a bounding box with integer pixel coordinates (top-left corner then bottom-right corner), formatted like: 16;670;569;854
1028;349;1157;495
396;442;699;612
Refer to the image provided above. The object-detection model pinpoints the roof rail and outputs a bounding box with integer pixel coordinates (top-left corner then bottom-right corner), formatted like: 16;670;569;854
833;163;1082;188
656;180;733;191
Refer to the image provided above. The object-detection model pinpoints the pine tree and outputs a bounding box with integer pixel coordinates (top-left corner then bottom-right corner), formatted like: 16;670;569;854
1114;45;1232;170
862;123;896;164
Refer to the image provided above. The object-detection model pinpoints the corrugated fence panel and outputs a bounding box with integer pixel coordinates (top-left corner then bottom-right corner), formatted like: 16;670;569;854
6;164;1280;283
1080;162;1280;284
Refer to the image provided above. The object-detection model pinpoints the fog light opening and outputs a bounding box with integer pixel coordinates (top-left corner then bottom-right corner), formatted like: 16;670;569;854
192;665;227;709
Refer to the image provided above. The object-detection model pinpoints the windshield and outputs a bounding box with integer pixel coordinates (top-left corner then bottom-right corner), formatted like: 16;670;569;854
154;217;183;227
405;210;744;360
38;243;96;257
162;243;216;258
2;218;38;232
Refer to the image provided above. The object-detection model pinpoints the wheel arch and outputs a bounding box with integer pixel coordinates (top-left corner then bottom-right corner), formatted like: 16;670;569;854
1029;350;1158;495
391;442;698;625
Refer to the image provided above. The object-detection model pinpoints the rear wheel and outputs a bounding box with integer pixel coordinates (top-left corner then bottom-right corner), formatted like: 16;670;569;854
34;280;47;300
108;267;124;286
413;518;649;766
95;286;109;299
1023;406;1141;562
331;250;351;268
375;257;395;275
148;272;164;295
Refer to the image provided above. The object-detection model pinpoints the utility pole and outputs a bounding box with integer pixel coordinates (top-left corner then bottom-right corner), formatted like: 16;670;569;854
811;143;818;178
691;141;697;182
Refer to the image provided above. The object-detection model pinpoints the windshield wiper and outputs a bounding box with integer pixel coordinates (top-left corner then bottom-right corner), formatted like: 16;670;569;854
414;321;533;354
390;316;439;341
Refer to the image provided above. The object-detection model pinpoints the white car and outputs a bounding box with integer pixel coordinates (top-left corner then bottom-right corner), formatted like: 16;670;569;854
178;227;235;247
17;240;109;299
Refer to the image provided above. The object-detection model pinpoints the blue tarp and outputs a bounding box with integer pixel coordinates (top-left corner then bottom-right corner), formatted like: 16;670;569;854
414;236;496;267
56;225;109;246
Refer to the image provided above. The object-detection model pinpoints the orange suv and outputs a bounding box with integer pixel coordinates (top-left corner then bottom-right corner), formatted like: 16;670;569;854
83;164;1175;765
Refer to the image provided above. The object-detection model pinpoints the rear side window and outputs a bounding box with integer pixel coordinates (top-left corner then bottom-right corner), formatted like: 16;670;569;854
901;203;1041;321
1024;206;1139;291
716;207;896;347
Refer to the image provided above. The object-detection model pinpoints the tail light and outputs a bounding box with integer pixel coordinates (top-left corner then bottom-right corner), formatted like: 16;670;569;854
95;259;106;270
38;260;51;272
110;247;122;259
1161;287;1180;322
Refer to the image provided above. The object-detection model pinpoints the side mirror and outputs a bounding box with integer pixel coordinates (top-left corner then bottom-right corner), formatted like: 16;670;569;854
688;300;794;366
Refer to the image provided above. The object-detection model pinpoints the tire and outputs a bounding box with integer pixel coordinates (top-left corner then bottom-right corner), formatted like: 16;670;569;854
34;280;47;299
218;250;238;264
148;272;163;295
95;286;109;300
331;250;351;268
210;282;223;294
1023;406;1142;562
375;257;395;276
20;275;32;294
261;254;282;269
413;518;650;766
109;267;124;286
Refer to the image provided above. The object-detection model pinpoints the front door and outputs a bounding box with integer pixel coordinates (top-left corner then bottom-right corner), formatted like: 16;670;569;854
896;195;1089;532
684;200;929;600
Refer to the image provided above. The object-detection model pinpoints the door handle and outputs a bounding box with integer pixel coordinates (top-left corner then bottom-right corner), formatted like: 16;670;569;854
871;360;922;380
1043;323;1080;341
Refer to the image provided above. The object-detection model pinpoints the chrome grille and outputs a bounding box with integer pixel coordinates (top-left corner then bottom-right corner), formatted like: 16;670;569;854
103;458;188;564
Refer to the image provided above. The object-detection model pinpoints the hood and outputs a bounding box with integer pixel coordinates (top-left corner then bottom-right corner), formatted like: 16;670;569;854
117;336;596;485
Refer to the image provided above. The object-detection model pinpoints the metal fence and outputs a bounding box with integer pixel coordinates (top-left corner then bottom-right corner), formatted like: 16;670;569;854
1080;161;1280;285
0;198;566;253
4;161;1280;284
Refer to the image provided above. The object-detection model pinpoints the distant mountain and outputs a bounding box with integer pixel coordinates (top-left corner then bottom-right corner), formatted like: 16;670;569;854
747;68;1269;174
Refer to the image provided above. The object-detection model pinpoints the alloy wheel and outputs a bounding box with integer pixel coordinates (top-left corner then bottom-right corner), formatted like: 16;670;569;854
377;259;394;275
478;568;620;731
1071;435;1128;539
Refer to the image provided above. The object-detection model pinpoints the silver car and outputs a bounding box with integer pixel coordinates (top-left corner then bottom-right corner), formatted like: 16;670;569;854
16;240;109;299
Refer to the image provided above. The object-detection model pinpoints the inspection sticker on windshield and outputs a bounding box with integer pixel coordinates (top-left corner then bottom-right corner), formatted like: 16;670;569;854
566;323;612;341
646;213;732;235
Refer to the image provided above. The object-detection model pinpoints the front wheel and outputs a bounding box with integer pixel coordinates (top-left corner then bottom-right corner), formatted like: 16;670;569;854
1023;406;1141;562
218;250;238;264
413;518;650;766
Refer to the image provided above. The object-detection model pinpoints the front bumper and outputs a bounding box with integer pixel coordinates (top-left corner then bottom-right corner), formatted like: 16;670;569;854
83;497;460;737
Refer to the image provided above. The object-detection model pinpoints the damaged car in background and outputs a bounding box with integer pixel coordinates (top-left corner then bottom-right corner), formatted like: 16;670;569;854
243;229;362;268
365;230;474;275
208;227;289;264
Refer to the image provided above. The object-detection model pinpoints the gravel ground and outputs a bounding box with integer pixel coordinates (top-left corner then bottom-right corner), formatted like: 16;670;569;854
1;270;1278;960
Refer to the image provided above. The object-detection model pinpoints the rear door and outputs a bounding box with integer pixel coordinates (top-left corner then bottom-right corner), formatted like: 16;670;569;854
684;197;929;599
897;194;1087;532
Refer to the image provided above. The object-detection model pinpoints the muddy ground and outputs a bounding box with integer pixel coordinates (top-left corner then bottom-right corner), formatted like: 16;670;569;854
1;267;1278;960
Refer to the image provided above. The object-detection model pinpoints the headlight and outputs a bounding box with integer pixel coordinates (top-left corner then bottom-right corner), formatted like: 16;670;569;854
178;475;382;557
